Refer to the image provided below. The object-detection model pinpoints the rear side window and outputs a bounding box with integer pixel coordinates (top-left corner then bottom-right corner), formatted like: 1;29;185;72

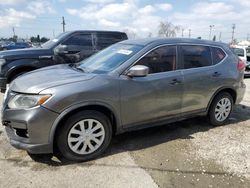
211;47;226;65
97;33;123;49
180;45;212;69
62;34;92;47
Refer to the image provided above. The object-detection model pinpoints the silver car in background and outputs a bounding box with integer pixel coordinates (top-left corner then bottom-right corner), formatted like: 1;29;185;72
2;38;246;161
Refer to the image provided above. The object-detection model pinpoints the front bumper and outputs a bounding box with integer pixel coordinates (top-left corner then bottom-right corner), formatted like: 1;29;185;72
2;106;59;154
0;77;7;92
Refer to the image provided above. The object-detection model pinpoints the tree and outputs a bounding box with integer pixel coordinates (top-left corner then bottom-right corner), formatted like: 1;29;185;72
158;21;180;38
37;35;40;43
30;36;36;43
148;32;153;38
212;35;216;41
123;29;137;39
197;37;202;39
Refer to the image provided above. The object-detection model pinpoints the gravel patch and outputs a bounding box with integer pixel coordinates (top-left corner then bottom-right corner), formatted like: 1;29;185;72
191;79;250;179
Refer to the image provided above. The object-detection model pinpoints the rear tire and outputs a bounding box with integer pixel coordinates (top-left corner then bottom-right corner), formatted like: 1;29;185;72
208;92;233;126
56;110;112;162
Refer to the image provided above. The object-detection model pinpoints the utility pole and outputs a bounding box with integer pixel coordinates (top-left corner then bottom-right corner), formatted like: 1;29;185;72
12;27;15;37
219;32;222;41
188;29;191;38
181;28;184;37
232;24;236;43
61;16;66;32
247;33;249;41
209;25;214;40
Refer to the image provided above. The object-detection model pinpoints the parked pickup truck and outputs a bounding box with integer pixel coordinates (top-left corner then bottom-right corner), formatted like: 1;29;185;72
0;30;128;92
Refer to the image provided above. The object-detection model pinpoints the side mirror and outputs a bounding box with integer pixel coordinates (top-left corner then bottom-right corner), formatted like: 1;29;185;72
54;45;68;55
127;65;149;77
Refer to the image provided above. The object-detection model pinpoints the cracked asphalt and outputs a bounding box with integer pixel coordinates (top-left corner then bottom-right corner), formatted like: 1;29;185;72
0;78;250;188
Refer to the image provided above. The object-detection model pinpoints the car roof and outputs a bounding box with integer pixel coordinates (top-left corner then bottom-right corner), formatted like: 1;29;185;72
66;30;126;34
120;38;228;48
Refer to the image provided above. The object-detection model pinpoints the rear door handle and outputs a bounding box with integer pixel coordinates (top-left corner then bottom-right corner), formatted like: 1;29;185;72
170;79;182;85
212;72;221;77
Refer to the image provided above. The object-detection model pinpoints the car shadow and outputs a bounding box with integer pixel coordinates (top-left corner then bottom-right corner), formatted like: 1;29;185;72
29;104;250;166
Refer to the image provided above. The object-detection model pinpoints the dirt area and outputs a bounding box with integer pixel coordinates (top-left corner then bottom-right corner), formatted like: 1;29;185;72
0;78;250;188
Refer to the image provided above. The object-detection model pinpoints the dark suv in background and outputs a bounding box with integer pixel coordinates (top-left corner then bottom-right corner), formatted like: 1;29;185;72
0;30;128;92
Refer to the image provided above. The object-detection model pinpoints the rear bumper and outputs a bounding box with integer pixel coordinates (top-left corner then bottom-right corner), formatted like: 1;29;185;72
236;81;246;104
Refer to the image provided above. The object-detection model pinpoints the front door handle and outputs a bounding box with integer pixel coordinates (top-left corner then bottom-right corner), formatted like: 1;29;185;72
170;79;182;85
212;72;221;77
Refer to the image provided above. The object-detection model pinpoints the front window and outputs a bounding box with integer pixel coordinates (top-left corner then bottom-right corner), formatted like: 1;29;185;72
77;43;143;74
136;46;177;74
41;32;70;49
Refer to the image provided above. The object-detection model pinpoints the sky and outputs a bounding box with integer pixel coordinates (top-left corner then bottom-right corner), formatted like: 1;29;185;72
0;0;250;43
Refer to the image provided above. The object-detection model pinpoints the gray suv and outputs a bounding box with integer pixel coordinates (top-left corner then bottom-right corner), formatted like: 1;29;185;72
2;38;246;161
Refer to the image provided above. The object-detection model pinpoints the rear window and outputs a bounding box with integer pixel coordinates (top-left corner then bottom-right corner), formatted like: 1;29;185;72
211;47;226;65
97;33;124;49
180;45;212;69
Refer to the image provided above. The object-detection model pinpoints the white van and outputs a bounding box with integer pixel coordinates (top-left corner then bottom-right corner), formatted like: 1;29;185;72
231;46;250;76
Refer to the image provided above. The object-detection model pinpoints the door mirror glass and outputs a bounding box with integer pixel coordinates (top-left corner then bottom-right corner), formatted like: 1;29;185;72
54;45;68;55
127;65;149;77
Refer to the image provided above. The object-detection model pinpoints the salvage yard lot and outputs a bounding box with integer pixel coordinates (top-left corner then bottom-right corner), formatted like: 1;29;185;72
0;78;250;188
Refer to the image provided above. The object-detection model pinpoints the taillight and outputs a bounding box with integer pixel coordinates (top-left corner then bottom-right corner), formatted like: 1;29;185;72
237;59;246;71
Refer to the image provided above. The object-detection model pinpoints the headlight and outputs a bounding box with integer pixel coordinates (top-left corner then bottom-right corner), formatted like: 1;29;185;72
0;59;5;71
0;59;6;65
8;94;51;109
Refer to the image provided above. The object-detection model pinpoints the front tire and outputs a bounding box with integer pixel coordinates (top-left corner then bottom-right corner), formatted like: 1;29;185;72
56;110;112;162
208;92;233;126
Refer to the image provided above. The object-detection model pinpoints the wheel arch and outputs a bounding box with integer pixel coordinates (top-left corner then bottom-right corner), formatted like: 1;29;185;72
6;64;37;83
50;102;121;151
207;87;237;113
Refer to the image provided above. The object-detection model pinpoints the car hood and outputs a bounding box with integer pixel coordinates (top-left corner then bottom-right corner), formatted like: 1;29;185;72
10;64;95;94
0;48;52;60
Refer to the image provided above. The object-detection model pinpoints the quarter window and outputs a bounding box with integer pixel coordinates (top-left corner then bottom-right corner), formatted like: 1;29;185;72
136;46;176;74
211;47;226;65
180;45;212;69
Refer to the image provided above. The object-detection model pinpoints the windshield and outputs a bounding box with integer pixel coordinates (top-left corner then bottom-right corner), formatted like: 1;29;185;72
246;47;250;54
77;43;143;74
41;32;69;49
232;48;245;57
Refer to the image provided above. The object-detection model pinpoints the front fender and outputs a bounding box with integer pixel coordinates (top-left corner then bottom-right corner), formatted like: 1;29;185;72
48;100;122;149
4;59;38;77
